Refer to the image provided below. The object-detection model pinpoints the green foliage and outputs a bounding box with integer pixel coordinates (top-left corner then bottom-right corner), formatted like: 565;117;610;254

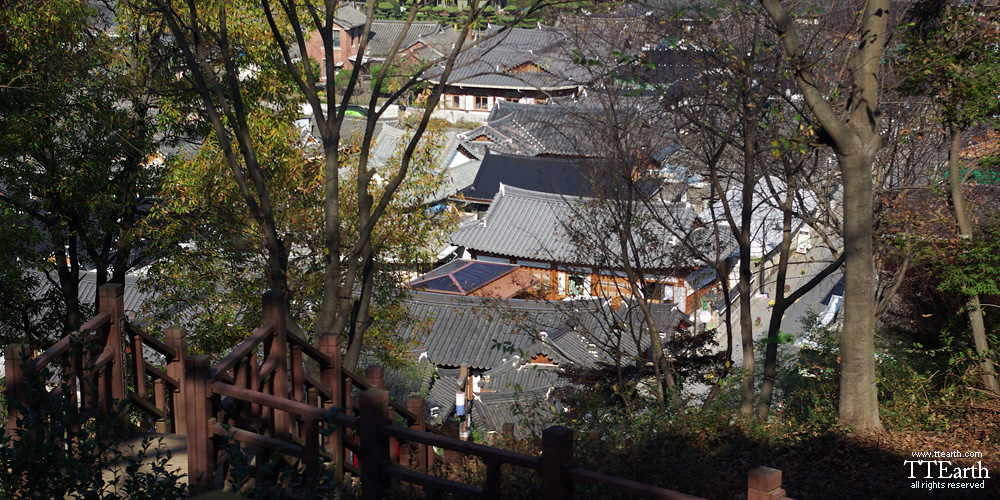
140;112;456;363
896;0;1000;126
0;353;188;499
935;220;1000;299
216;425;355;499
0;0;168;341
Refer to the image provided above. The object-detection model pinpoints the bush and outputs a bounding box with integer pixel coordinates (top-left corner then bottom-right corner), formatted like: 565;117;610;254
0;356;188;499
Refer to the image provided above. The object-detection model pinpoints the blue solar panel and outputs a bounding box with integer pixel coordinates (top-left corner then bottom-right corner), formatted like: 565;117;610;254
411;276;461;293
408;259;518;295
452;262;512;292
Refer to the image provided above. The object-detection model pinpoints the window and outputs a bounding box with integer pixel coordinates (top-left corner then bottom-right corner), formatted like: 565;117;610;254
642;281;663;301
567;274;585;296
451;95;460;108
508;97;519;103
333;29;341;48
474;96;489;110
535;97;546;104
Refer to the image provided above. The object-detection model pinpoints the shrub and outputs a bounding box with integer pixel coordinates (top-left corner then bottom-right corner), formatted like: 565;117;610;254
0;355;188;499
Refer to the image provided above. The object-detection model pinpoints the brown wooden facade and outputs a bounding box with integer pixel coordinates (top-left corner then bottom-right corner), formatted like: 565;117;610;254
466;250;716;314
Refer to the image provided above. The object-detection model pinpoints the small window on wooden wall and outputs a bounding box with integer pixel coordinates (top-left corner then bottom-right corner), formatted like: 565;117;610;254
474;96;489;110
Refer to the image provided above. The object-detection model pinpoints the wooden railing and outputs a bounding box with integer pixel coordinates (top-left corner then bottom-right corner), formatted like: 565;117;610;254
184;291;442;489
4;284;794;499
4;284;185;436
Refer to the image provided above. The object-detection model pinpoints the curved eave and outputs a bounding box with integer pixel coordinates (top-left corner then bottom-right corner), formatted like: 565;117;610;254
423;78;579;92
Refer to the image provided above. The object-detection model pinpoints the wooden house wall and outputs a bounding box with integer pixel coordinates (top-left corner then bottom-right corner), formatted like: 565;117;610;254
468;250;711;313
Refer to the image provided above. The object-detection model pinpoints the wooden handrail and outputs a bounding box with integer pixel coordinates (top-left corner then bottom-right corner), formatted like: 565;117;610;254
341;366;439;433
31;311;112;370
92;348;115;372
212;324;275;380
212;381;332;422
287;331;330;368
385;425;540;470
130;392;166;420
144;363;180;390
124;321;178;360
303;372;333;401
383;465;485;498
211;420;304;458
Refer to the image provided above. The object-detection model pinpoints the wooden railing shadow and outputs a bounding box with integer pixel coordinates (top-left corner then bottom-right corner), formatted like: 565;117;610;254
4;284;795;500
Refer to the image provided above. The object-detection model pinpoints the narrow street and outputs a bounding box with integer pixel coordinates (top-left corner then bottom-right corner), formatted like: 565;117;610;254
712;242;844;375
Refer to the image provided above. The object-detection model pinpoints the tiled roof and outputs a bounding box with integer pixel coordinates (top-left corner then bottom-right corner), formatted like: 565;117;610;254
426;367;461;424
409;292;688;433
357;353;436;403
454;151;602;202
457;100;688;164
30;270;149;321
698;176;818;258
368;21;442;60
457;101;600;157
450;185;698;267
399;291;585;370
471;387;561;438
333;6;367;30
414;26;463;58
426;26;590;90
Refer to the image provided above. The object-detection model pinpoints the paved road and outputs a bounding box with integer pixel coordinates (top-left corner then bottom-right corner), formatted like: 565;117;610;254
713;243;843;370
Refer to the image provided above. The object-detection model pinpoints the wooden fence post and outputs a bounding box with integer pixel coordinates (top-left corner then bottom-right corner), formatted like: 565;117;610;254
443;419;462;466
359;389;391;500
748;466;792;500
4;345;26;438
165;326;187;435
542;426;574;500
319;333;343;479
185;355;215;489
406;396;428;472
502;423;515;443
365;365;385;390
303;389;320;482
98;284;125;406
262;291;289;438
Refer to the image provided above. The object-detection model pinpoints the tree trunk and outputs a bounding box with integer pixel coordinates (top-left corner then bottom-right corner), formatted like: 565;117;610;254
757;181;795;420
837;148;881;431
761;0;888;433
947;122;1000;394
738;117;756;418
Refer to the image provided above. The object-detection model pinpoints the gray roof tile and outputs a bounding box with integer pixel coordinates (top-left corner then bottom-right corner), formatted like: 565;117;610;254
333;6;367;30
368;21;442;60
427;26;590;90
450;185;699;267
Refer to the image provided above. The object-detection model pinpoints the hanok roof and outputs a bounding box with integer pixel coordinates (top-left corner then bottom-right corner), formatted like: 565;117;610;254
457;101;601;158
332;6;367;30
426;26;589;91
400;291;586;370
451;185;698;268
426;158;481;203
367;20;443;60
453;151;601;203
407;259;537;298
418;297;686;436
401;289;687;369
413;26;464;58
